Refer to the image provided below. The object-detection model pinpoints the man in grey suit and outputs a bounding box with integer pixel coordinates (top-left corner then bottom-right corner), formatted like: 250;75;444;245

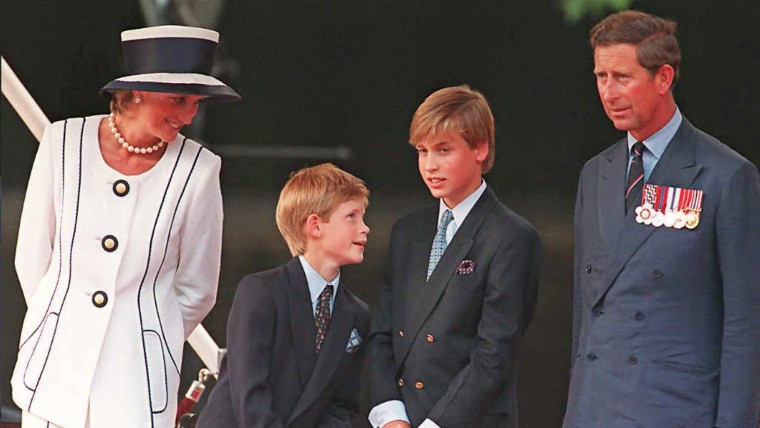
564;10;760;427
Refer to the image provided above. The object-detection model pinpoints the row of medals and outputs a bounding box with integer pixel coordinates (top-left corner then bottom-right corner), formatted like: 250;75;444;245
635;203;700;229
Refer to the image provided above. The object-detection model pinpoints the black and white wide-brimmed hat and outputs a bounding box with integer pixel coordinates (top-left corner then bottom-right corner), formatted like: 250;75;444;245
101;25;241;103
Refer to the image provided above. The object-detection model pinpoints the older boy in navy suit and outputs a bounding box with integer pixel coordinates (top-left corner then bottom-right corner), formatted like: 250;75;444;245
198;163;371;428
367;85;542;428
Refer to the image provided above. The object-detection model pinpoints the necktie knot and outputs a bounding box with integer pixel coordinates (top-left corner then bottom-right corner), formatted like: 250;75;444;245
631;141;646;158
427;210;454;280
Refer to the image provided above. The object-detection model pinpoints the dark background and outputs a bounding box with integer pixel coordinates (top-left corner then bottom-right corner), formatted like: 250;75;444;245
2;1;758;426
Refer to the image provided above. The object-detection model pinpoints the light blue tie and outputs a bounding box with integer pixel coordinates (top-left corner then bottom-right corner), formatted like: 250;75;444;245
427;209;453;280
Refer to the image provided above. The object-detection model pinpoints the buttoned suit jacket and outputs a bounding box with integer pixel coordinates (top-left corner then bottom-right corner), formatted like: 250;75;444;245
564;118;760;427
197;257;370;428
368;186;542;427
12;116;222;428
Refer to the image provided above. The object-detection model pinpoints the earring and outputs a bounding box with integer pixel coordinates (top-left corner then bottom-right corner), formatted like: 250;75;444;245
134;96;142;104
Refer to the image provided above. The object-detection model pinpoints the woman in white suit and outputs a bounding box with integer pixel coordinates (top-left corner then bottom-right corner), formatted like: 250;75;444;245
11;25;240;428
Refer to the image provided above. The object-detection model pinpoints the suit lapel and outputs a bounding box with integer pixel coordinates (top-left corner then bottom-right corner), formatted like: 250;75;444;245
405;210;437;306
285;258;318;390
288;286;356;424
598;139;628;247
399;188;496;365
594;120;703;306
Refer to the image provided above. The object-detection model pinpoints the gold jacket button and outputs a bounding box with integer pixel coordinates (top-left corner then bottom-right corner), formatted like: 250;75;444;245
426;334;434;343
102;235;118;252
397;378;404;387
113;180;130;197
92;291;108;308
415;381;424;390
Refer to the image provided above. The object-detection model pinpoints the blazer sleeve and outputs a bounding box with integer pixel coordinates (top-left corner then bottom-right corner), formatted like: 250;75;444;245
714;161;760;427
174;151;223;338
15;123;57;304
367;221;405;407
226;277;285;428
428;226;542;424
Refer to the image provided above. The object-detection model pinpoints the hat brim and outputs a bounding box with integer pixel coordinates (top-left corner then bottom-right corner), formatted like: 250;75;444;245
101;78;241;104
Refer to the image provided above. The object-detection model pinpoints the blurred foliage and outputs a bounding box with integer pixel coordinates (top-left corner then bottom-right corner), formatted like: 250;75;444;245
560;0;635;23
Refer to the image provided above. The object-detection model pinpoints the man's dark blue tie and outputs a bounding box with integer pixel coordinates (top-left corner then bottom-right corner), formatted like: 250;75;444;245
314;284;333;353
625;142;646;214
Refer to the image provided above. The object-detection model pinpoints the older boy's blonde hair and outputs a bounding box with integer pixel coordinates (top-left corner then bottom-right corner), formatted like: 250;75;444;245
276;163;369;256
409;85;495;173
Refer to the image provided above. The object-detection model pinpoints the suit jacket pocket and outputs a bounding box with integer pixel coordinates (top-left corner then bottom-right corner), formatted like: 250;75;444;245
23;312;59;390
143;330;168;412
652;360;716;375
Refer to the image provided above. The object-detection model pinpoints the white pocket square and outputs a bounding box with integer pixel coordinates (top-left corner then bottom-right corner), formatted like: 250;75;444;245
346;328;363;352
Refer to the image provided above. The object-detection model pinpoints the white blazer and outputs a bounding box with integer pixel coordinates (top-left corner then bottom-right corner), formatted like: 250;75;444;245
12;115;223;428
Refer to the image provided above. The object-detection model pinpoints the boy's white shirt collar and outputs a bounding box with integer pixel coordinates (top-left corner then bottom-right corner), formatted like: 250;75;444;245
298;255;340;311
437;179;487;242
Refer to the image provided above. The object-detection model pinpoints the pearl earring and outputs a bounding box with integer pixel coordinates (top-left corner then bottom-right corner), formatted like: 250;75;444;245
134;96;142;104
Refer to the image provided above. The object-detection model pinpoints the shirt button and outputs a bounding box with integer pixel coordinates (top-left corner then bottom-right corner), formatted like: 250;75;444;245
398;330;404;337
415;381;424;390
113;180;130;197
586;352;598;361
634;312;644;321
652;269;663;278
627;356;638;365
426;334;435;343
102;235;118;252
92;291;108;308
397;378;404;387
585;265;592;273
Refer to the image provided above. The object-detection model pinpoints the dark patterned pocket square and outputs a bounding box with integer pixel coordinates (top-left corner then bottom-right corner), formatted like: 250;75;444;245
346;328;362;353
456;259;475;275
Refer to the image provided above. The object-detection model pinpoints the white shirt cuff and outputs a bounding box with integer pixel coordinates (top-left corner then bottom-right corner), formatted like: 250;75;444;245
368;400;410;427
419;419;441;428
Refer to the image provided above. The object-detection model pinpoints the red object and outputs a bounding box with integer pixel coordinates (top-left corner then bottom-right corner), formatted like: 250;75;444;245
175;377;207;424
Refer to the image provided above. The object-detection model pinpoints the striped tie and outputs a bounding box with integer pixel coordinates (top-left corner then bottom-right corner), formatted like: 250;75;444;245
427;209;453;280
625;141;646;214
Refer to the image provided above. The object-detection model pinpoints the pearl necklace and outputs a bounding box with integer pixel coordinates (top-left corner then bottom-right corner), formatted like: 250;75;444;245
108;113;166;154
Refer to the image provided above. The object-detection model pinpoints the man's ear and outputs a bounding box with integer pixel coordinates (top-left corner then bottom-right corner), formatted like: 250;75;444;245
656;64;675;95
474;140;489;164
305;213;322;238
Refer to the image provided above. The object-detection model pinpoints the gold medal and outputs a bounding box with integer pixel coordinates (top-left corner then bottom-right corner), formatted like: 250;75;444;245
685;210;700;229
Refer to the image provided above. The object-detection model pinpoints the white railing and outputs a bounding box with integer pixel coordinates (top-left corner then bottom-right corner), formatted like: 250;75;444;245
1;55;224;376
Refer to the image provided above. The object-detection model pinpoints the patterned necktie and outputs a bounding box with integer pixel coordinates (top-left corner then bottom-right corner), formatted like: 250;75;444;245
625;141;646;214
314;284;333;353
427;209;454;280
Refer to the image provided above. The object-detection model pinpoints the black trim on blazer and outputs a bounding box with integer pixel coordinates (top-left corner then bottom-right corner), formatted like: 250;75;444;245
29;118;85;408
19;120;69;353
144;329;169;414
152;142;204;378
137;138;187;425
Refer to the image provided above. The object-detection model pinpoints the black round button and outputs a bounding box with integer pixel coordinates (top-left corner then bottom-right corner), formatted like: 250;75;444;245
592;307;602;317
92;291;108;308
113;180;130;197
586;352;598;361
652;269;663;278
633;312;644;321
102;235;118;252
585;265;592;273
627;356;638;365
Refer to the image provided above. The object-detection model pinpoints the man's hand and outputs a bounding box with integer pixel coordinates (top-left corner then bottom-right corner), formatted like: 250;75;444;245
382;421;412;428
